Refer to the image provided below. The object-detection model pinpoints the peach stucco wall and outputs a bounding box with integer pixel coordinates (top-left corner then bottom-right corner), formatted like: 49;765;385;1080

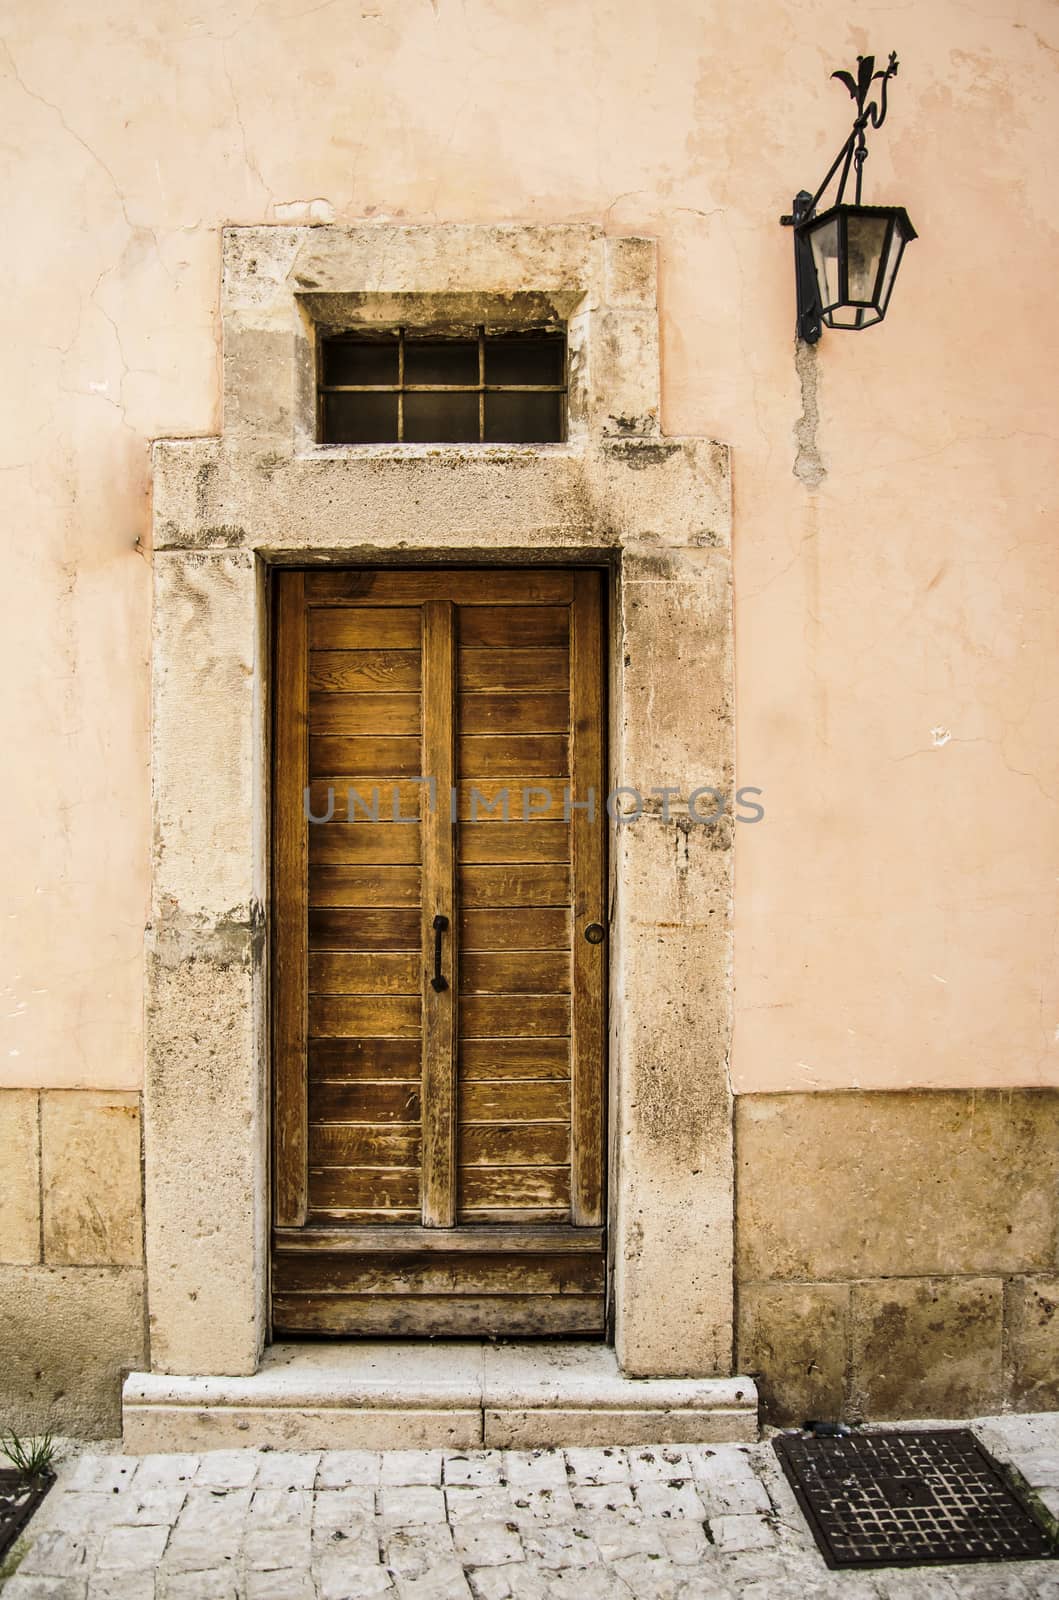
1;1;1056;1093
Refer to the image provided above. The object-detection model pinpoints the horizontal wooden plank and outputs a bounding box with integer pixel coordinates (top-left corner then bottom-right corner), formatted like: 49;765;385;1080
305;571;576;607
459;823;569;865
306;1208;422;1226
273;1224;603;1254
310;692;421;736
309;907;420;949
461;1081;571;1121
273;1251;602;1295
310;952;419;995
309;650;421;693
309;607;421;650
272;1293;604;1337
458;606;569;648
460;1124;569;1166
309;1168;421;1210
461;951;569;995
458;737;568;780
459;693;568;735
461;995;569;1038
459;1038;569;1080
309;865;421;909
459;1167;571;1209
458;865;572;908
459;648;568;692
309;823;421;866
310;994;421;1038
310;1037;421;1081
312;1080;421;1122
460;908;570;950
309;737;423;779
307;780;425;819
309;1124;422;1167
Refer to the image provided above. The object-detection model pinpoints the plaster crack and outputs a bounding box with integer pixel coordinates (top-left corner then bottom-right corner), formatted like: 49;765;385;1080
792;337;826;489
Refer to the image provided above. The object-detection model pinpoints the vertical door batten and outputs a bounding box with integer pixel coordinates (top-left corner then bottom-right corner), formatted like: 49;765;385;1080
420;600;458;1227
272;568;607;1336
273;572;309;1227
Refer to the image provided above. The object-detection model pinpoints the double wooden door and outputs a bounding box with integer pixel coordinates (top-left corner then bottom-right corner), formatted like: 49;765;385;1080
271;567;607;1336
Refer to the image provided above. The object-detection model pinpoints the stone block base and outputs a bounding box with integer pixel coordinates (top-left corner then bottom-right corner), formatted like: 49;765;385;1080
123;1342;758;1451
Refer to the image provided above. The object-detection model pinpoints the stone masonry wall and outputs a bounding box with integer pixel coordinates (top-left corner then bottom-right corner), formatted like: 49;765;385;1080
0;1089;146;1437
735;1090;1059;1425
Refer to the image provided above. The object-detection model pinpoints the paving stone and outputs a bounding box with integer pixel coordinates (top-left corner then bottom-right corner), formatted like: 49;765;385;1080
244;1523;313;1569
253;1452;321;1489
114;1488;188;1527
18;1530;97;1577
247;1487;313;1528
608;1553;685;1600
631;1479;706;1519
707;1514;777;1553
541;1566;635;1600
446;1487;519;1523
383;1522;457;1578
90;1574;160;1600
312;1526;382;1566
380;1451;445;1487
588;1514;667;1563
520;1523;599;1569
562;1449;629;1485
97;1523;170;1570
312;1485;376;1529
315;1450;382;1487
175;1489;252;1535
569;1482;636;1513
42;1493;123;1534
444;1453;505;1488
157;1571;241;1600
245;1570;316;1600
507;1487;577;1524
627;1447;697;1482
132;1456;200;1491
193;1452;258;1489
658;1520;712;1565
500;1451;568;1491
451;1516;523;1566
379;1484;448;1525
391;1555;474;1599
0;1579;89;1600
160;1533;242;1575
314;1552;395;1600
65;1457;139;1495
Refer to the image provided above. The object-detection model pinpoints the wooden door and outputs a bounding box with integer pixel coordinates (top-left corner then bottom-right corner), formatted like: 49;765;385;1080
271;568;607;1336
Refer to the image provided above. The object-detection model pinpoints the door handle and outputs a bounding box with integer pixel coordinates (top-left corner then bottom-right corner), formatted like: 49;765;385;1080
430;914;449;992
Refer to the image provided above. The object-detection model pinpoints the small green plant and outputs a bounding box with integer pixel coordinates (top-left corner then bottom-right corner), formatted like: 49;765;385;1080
0;1431;55;1481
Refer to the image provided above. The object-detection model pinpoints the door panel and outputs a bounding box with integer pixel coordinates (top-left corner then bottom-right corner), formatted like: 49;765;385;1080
272;567;606;1336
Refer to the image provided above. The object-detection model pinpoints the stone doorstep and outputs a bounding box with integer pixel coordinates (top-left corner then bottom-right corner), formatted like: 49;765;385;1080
122;1341;759;1451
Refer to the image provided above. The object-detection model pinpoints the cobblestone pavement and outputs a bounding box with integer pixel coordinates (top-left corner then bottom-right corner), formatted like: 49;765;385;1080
2;1415;1057;1599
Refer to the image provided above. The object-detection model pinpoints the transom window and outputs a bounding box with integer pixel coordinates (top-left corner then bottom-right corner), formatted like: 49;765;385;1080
317;326;566;444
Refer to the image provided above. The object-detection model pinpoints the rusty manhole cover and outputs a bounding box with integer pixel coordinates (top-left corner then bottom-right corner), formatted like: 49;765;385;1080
774;1429;1056;1569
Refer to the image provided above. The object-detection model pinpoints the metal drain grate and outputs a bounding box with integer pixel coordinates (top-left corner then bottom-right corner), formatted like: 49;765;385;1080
0;1470;53;1563
774;1429;1056;1569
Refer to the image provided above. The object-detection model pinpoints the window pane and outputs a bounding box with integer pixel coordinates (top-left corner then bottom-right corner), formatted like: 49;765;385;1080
846;214;890;304
484;332;564;386
484;391;563;443
404;339;478;385
403;391;480;442
322;337;398;386
322;391;398;442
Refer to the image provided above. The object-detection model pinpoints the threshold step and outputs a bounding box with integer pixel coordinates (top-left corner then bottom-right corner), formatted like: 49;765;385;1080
123;1341;759;1451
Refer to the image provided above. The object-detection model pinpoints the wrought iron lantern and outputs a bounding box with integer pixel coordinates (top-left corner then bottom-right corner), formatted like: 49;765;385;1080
782;53;917;342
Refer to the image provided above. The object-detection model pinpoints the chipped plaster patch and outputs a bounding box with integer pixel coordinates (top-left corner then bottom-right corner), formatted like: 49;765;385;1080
792;338;826;489
931;726;952;747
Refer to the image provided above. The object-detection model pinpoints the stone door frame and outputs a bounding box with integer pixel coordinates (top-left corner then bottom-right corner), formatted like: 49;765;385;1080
144;222;735;1379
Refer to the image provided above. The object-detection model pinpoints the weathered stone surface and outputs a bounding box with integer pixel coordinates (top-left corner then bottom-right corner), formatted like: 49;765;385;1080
1006;1275;1059;1410
0;1089;40;1263
41;1091;142;1266
736;1090;1059;1281
850;1276;1004;1420
603;237;657;310
736;1282;849;1426
0;1266;144;1435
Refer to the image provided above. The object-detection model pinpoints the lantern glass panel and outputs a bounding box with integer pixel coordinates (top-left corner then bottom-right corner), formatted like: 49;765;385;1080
877;221;908;315
845;212;890;304
808;215;841;312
